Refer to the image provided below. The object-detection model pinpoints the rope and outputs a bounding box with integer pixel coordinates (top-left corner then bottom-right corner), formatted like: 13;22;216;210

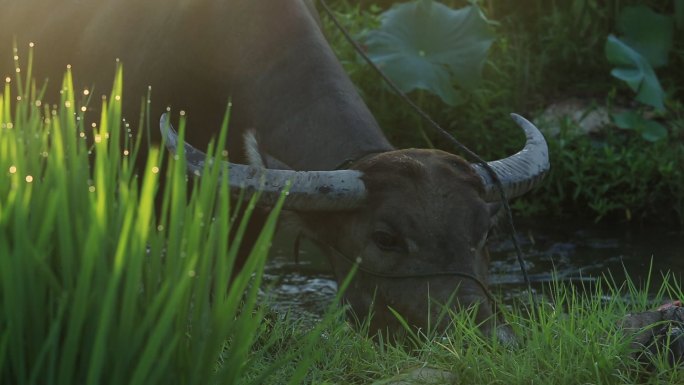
318;0;533;296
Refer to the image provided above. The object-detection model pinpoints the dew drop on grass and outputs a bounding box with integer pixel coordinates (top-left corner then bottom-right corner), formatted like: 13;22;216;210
89;186;95;193
25;175;33;183
152;166;160;174
83;89;90;96
41;152;48;158
222;150;228;158
123;150;129;156
114;95;120;101
9;165;16;174
4;77;9;83
16;96;21;101
64;101;71;108
6;123;13;129
15;68;20;73
188;270;196;278
79;132;85;138
180;110;186;116
80;106;86;112
157;225;164;232
29;42;34;48
94;134;102;143
35;100;41;107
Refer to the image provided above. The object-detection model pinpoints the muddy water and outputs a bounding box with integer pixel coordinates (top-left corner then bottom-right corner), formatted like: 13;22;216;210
262;219;684;320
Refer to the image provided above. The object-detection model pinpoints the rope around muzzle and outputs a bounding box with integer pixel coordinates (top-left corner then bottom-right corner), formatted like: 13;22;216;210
324;243;501;315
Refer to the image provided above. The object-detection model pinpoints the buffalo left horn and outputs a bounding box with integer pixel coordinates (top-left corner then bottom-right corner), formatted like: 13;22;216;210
159;114;368;211
471;113;550;202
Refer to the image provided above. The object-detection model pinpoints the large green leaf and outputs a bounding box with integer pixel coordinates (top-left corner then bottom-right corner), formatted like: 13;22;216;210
364;0;494;106
605;34;665;111
612;110;668;142
616;5;673;68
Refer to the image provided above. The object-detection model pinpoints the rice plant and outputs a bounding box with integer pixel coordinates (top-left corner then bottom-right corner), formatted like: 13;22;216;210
0;49;297;385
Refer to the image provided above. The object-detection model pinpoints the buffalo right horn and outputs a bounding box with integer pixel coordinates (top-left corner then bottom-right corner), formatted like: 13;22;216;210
472;114;550;202
159;114;368;211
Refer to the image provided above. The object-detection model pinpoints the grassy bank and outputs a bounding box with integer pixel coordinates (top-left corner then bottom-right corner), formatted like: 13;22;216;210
253;274;684;384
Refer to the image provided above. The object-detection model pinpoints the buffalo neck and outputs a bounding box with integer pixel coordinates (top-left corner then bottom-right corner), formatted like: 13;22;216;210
224;0;394;171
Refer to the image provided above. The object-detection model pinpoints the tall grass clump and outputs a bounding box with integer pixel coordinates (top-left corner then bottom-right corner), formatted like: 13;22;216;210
0;52;297;384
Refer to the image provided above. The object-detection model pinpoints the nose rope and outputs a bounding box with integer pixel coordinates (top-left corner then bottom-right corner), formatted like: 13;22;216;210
326;245;499;310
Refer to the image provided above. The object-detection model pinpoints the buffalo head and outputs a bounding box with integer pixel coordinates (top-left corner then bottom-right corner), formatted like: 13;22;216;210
161;113;549;341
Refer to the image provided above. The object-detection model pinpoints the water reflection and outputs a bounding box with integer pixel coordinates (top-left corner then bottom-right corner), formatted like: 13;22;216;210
263;220;684;321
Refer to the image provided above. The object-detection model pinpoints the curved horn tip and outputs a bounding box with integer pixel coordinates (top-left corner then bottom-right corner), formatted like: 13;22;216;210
159;112;170;130
474;112;550;201
509;113;545;140
158;113;179;150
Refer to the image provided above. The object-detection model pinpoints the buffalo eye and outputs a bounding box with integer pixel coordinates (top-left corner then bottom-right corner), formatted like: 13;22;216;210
371;230;406;253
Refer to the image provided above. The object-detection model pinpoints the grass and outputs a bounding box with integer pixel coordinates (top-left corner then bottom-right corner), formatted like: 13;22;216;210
0;52;313;384
250;270;684;384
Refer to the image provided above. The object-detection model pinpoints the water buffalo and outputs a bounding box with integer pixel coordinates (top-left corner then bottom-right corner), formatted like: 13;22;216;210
2;0;549;339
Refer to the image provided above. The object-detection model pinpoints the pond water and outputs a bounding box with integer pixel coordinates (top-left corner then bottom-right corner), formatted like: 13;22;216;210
262;219;684;320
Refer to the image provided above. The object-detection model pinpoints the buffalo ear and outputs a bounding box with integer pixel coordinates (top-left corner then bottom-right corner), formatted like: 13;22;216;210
243;130;293;170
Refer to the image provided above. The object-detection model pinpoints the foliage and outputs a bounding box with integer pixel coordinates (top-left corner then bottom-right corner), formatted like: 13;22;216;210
605;34;666;112
0;54;312;384
615;5;674;69
364;0;495;106
517;117;684;223
323;0;684;226
604;4;679;143
611;109;668;142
